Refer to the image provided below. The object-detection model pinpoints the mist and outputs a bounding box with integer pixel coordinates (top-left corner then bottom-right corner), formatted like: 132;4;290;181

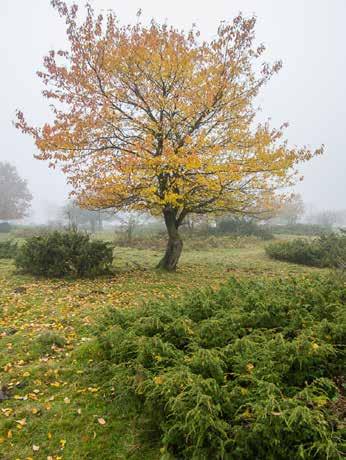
1;0;345;223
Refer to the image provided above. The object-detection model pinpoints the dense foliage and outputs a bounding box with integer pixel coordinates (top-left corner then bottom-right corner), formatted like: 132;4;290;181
266;233;346;268
15;230;113;277
0;240;18;259
98;275;346;459
217;217;273;240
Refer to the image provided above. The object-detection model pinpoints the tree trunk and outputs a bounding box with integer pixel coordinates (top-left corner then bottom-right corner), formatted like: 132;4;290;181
157;209;183;271
98;211;103;231
90;218;96;233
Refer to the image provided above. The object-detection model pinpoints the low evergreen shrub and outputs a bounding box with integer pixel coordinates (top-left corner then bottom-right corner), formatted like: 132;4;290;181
15;230;113;277
266;233;346;268
0;240;18;259
97;275;346;459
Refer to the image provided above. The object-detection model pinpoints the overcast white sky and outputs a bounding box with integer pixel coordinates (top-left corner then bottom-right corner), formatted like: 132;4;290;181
0;0;345;221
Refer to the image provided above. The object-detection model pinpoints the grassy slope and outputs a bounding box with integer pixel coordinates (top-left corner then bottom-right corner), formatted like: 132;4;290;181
0;238;325;459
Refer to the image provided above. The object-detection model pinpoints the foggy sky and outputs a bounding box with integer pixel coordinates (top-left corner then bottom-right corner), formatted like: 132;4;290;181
1;0;345;222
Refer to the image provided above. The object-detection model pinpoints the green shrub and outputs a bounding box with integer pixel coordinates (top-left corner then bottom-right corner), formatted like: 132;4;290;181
15;230;113;277
266;233;346;268
0;240;18;259
217;217;273;240
97;275;346;459
0;222;12;233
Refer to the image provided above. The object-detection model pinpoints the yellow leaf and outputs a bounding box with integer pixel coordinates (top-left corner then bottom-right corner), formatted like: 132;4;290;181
3;363;12;372
88;387;99;393
64;397;70;404
2;407;13;417
154;375;164;385
16;418;27;427
17;418;26;425
50;381;60;387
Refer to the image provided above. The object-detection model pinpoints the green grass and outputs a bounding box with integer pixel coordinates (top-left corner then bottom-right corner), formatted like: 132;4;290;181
0;236;327;459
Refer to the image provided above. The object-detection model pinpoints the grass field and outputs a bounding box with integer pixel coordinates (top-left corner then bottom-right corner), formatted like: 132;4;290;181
0;236;327;459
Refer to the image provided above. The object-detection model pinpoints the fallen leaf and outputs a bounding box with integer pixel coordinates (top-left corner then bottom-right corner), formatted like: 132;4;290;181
1;407;13;417
16;418;27;427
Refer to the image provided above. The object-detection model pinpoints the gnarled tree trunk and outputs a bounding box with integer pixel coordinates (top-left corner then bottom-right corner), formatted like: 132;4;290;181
157;208;183;271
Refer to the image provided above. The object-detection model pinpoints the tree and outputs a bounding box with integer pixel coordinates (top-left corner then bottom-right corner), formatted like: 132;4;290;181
115;211;149;244
16;2;323;270
276;193;305;225
0;162;32;221
62;200;108;232
310;210;338;228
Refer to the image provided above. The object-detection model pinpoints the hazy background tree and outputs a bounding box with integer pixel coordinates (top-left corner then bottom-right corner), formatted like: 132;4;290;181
274;193;305;225
0;161;32;221
114;212;150;244
62;200;109;233
309;210;338;228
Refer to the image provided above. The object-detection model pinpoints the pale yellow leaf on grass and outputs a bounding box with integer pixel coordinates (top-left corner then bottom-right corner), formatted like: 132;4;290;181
98;417;106;425
16;418;27;427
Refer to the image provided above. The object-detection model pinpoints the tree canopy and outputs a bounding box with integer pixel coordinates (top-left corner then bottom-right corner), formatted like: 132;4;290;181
16;1;323;269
